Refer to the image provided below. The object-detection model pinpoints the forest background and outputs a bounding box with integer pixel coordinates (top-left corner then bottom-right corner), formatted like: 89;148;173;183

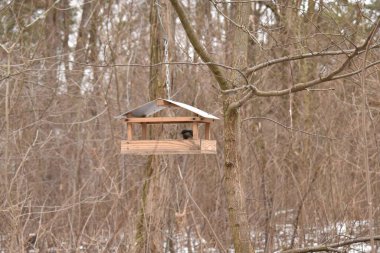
1;0;380;252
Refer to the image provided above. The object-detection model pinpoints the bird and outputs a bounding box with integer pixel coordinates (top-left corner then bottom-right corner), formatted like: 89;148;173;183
181;129;193;139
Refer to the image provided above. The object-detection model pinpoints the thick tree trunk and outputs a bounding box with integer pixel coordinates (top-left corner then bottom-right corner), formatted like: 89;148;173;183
224;102;254;253
68;0;93;96
135;1;170;252
169;0;254;252
223;2;254;253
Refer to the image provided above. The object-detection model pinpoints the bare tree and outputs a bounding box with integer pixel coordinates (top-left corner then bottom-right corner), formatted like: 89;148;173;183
1;0;380;252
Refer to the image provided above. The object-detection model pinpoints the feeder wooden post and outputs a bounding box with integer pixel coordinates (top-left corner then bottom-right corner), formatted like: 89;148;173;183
192;122;199;140
205;123;211;140
127;123;133;140
141;123;147;139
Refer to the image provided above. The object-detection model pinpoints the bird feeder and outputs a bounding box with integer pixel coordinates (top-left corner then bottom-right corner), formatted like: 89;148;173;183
116;98;219;155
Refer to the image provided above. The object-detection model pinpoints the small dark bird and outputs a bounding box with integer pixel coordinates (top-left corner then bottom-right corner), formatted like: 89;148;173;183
181;129;193;139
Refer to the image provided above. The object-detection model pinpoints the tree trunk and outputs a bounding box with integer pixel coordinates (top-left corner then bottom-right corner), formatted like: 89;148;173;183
68;0;93;96
224;102;254;253
169;0;254;252
135;1;168;252
222;2;254;253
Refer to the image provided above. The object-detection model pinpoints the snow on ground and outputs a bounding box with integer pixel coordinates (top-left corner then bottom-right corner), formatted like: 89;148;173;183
0;220;377;252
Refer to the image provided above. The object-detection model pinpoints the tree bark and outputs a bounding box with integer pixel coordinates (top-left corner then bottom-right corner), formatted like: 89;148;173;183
135;1;168;252
169;0;254;252
68;0;94;96
224;102;254;253
223;2;254;253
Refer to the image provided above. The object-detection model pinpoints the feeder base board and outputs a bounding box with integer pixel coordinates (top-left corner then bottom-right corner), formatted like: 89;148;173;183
121;139;216;155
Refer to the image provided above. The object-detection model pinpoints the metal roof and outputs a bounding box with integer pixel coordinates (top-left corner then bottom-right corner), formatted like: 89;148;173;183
116;98;219;120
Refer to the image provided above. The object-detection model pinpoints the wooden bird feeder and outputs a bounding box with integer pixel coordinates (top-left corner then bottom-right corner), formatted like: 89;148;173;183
116;98;219;155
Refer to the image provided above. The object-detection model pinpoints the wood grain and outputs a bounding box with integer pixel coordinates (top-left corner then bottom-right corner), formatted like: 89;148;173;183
121;140;217;155
127;123;133;140
205;123;211;140
192;122;199;140
141;123;147;139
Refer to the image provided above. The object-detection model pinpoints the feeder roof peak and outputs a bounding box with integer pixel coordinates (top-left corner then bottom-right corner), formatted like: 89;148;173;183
116;98;219;120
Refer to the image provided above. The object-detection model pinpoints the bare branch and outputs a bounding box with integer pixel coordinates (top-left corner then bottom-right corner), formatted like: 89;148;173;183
169;0;230;90
305;88;335;92
210;0;262;48
360;14;380;253
229;89;255;109
245;43;380;75
251;17;380;97
242;116;337;140
24;0;62;29
330;60;380;80
281;235;380;253
177;165;226;252
228;59;380;103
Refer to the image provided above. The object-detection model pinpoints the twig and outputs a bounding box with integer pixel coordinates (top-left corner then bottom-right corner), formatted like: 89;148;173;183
177;165;226;252
69;60;249;85
169;0;229;90
306;88;335;92
245;43;380;75
242;116;337;140
8;130;39;194
251;47;380;97
210;0;263;48
360;15;380;253
281;235;380;253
